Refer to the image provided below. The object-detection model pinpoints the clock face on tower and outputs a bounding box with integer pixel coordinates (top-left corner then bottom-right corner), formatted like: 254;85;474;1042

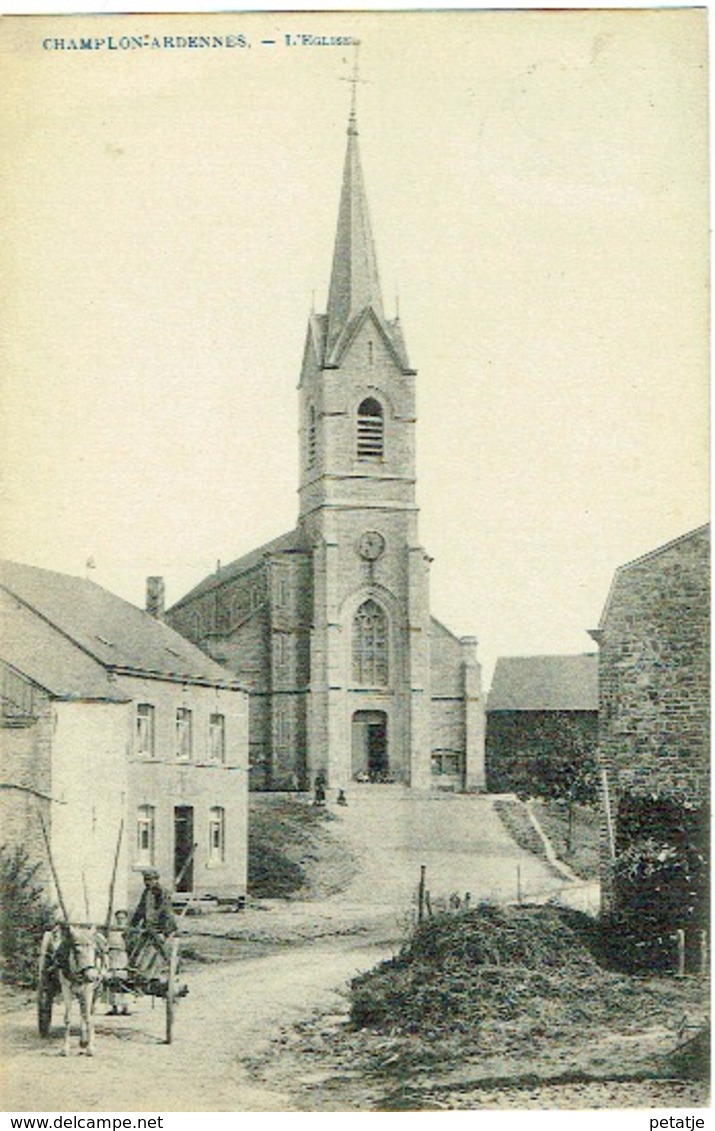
358;531;386;561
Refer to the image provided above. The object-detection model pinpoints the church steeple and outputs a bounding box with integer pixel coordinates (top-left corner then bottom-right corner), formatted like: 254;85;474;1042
325;107;384;355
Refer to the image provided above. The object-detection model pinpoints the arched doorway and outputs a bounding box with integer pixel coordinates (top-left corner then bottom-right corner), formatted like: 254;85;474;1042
352;710;388;781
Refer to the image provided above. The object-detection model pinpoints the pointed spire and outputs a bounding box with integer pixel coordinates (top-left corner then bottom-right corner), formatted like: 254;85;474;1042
326;102;384;353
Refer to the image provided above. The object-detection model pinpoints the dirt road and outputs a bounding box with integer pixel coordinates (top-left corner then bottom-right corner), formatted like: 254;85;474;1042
2;937;392;1112
2;793;600;1112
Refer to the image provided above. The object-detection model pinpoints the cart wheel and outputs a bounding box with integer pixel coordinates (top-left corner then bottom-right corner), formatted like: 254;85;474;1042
37;931;55;1038
165;937;180;1045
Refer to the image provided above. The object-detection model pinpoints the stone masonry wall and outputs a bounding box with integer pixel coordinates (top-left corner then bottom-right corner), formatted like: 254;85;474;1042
0;676;55;892
598;527;710;908
599;529;709;804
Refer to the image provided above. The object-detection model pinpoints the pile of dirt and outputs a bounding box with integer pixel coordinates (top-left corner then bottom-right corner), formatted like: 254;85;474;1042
248;795;357;899
350;903;657;1040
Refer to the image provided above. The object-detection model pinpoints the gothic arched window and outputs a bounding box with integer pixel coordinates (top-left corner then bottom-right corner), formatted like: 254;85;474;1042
353;599;388;686
356;397;384;460
307;405;317;468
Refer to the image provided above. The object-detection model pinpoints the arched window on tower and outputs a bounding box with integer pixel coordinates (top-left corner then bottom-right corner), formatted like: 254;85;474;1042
307;404;317;468
356;397;384;460
353;599;388;686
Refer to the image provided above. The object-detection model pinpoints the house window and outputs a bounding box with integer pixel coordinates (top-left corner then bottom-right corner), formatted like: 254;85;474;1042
208;713;225;762
353;599;388;687
431;752;463;776
307;405;317;468
357;397;384;460
250;583;262;611
135;703;155;756
175;708;192;760
275;576;289;608
136;805;155;866
275;634;287;668
208;806;225;864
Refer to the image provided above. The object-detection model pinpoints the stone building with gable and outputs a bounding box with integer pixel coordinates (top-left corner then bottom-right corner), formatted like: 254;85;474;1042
590;524;710;907
485;653;598;797
166;103;485;793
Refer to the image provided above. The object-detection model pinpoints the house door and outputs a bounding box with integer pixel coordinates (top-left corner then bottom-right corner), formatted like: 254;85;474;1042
174;806;194;892
352;710;388;781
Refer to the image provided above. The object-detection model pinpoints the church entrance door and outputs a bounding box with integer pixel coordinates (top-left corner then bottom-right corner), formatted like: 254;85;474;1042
352;710;388;781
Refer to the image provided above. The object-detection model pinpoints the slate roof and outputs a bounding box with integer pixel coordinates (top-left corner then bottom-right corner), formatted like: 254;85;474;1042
168;527;307;611
1;592;129;702
487;653;598;713
0;560;242;693
326;110;385;355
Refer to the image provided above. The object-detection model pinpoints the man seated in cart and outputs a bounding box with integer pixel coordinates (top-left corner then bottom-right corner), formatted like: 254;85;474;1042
128;869;177;988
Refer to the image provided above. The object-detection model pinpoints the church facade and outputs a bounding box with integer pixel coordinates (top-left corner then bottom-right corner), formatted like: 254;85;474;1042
166;106;485;793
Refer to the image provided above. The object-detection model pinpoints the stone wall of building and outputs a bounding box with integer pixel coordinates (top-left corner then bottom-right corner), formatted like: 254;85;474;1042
598;527;709;805
596;526;709;910
0;670;55;892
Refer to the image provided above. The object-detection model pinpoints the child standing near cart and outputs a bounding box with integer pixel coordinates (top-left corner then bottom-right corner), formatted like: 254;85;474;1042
107;908;130;1016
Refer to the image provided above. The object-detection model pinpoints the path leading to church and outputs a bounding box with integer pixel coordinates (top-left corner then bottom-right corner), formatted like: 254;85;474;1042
323;786;599;914
2;793;598;1111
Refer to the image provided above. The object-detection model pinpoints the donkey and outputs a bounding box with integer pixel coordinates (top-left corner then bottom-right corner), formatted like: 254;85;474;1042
52;923;107;1056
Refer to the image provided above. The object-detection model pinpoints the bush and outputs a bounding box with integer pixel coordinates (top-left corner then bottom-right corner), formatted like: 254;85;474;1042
0;845;55;986
606;794;709;973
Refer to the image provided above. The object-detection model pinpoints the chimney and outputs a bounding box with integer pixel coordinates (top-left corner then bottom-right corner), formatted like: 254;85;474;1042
146;577;165;620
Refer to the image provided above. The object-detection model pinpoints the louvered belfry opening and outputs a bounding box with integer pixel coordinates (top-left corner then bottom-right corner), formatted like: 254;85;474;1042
357;397;384;459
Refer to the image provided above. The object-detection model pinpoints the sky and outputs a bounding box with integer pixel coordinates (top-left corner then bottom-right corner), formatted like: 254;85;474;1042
1;9;709;686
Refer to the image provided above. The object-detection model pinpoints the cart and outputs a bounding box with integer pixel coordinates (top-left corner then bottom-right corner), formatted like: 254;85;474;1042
37;927;186;1045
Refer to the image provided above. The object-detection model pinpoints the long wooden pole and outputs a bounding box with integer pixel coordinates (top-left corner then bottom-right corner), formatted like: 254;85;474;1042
104;819;125;932
82;872;90;921
174;841;197;895
176;843;200;924
417;864;426;925
39;812;71;925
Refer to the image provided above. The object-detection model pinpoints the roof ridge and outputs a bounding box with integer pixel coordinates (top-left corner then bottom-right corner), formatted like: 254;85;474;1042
168;527;304;611
615;523;709;573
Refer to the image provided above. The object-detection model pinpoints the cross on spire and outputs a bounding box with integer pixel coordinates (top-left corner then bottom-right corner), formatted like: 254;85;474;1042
339;42;365;133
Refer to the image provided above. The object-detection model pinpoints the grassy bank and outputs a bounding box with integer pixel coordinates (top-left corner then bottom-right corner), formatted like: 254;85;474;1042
494;797;599;881
531;800;600;880
248;794;357;899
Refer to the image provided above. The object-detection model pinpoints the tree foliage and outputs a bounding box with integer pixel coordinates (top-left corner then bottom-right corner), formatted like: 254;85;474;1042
0;845;55;986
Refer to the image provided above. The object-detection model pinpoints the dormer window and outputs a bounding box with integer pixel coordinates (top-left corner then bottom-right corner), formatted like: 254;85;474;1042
357;397;384;460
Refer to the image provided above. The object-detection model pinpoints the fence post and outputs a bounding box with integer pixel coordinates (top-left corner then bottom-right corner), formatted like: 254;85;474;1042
517;865;522;904
417;864;426;925
675;928;686;977
700;930;708;976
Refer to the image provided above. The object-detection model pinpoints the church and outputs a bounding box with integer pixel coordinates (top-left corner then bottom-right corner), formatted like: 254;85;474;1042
166;99;485;794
